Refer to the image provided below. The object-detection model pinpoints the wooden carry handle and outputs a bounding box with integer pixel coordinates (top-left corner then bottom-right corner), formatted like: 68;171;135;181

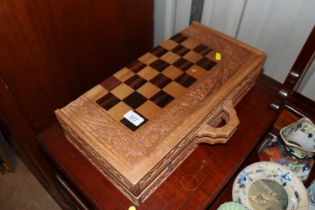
196;100;239;145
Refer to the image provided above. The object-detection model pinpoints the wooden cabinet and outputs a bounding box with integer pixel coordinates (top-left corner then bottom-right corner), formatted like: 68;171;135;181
0;0;152;208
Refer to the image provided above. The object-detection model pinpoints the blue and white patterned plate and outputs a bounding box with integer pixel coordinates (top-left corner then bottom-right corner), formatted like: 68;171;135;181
232;162;308;210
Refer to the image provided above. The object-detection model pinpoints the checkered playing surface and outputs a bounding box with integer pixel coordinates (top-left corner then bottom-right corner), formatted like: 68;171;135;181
95;33;219;131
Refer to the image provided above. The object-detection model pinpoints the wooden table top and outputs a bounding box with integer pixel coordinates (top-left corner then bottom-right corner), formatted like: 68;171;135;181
38;74;281;209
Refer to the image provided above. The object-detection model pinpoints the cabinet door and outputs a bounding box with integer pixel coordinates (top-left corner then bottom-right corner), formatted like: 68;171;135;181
0;0;153;133
0;0;152;208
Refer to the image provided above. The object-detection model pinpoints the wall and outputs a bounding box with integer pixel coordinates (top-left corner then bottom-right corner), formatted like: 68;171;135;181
154;0;315;100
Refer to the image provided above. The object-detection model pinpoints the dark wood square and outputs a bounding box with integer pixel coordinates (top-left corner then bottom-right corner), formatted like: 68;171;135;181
175;73;197;88
126;60;146;73
96;93;120;110
170;33;188;43
149;59;170;71
193;44;212;55
173;58;193;71
150;74;172;89
150;46;168;57
120;111;147;131
123;92;147;109
171;45;190;56
125;74;147;90
196;57;217;71
150;90;174;108
100;76;122;91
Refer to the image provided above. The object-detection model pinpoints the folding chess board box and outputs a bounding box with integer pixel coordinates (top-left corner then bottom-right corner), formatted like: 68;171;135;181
55;23;266;205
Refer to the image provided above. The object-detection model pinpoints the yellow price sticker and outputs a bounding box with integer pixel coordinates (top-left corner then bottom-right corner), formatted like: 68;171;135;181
215;52;222;61
128;206;137;210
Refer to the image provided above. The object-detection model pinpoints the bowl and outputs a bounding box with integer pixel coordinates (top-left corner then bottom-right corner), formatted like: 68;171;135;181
280;117;315;159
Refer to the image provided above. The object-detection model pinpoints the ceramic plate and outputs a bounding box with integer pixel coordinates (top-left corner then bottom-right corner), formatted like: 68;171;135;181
232;162;308;210
218;201;248;210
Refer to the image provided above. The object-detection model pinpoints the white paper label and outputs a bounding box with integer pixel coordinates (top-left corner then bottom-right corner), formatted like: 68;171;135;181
123;111;144;126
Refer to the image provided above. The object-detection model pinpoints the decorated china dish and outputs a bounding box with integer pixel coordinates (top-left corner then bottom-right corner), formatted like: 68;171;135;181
232;161;308;210
308;180;315;207
258;134;313;181
218;202;248;210
280;118;315;159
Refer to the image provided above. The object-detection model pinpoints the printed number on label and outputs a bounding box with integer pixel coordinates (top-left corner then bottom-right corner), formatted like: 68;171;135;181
123;111;144;126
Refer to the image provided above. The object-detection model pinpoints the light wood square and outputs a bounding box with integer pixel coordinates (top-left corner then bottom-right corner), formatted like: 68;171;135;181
183;51;203;63
160;52;181;64
181;38;199;49
163;81;187;98
160;40;178;50
111;83;134;100
161;66;183;80
186;65;208;80
137;82;160;98
114;68;135;82
84;84;108;102
205;50;216;60
137;66;159;81
107;102;132;122
136;100;162;120
138;53;158;65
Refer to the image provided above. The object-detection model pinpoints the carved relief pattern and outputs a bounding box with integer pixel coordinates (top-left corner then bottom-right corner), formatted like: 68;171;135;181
138;132;198;190
63;118;138;204
137;62;263;193
58;109;200;204
139;142;197;203
55;23;265;204
57;64;262;204
59;33;251;163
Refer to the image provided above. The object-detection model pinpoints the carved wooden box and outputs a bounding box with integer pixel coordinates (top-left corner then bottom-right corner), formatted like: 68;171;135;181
55;23;266;205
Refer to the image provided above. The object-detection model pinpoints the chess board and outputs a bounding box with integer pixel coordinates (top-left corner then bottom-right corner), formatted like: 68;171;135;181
88;33;219;131
55;23;266;205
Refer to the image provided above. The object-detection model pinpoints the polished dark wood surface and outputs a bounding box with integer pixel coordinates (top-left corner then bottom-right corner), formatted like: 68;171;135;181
285;91;315;121
208;139;260;209
271;26;315;110
0;0;153;133
39;74;281;209
0;1;152;208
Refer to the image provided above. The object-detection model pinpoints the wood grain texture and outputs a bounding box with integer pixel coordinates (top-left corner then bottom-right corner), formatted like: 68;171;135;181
273;109;300;132
39;74;281;209
196;100;240;144
0;0;153;133
208;140;261;210
270;26;315;110
285;91;315;121
0;0;152;207
55;23;266;204
0;73;75;209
